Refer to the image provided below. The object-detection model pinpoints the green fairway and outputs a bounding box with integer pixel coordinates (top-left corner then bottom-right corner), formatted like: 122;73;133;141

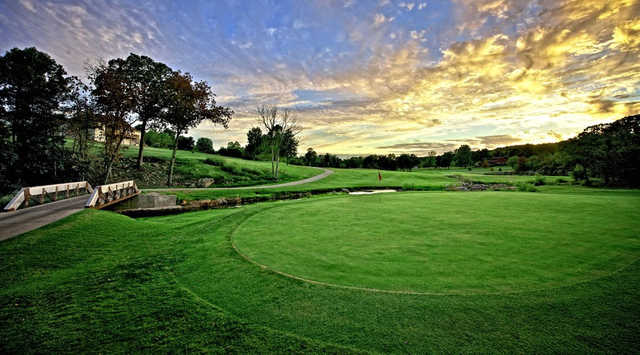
1;190;639;353
233;192;640;294
169;166;563;201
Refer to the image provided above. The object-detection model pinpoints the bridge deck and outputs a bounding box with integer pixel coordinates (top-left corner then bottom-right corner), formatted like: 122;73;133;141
0;196;86;242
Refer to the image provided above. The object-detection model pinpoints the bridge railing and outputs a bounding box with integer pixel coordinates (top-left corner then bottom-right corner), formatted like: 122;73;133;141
4;181;94;212
85;180;139;209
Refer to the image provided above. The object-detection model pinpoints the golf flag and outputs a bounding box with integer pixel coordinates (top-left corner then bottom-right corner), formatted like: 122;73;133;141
378;171;382;181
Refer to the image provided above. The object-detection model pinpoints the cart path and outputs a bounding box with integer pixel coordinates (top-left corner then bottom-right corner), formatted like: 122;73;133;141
0;195;87;242
145;168;333;192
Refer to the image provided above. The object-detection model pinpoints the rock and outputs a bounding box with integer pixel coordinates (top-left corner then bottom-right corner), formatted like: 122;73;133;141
197;178;215;188
341;188;350;193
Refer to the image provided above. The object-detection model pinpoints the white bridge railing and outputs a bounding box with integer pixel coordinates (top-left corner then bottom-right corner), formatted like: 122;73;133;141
4;181;93;211
85;180;139;209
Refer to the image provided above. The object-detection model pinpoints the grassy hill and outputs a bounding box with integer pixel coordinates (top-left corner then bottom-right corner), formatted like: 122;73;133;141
70;142;321;188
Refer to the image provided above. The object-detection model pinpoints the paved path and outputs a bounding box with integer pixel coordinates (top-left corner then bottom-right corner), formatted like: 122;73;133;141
0;195;87;242
146;168;333;192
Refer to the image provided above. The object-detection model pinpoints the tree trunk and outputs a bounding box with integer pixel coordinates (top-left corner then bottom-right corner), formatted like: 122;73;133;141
103;138;124;184
275;150;280;179
136;120;147;169
167;132;180;186
270;145;275;178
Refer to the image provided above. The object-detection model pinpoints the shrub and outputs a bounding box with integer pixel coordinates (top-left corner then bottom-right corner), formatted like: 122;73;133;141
221;164;242;175
203;158;222;166
402;183;416;190
533;174;546;186
555;177;568;184
517;182;538;192
571;164;587;181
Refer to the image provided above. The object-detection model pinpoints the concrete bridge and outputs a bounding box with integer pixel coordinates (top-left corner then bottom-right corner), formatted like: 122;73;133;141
1;180;139;241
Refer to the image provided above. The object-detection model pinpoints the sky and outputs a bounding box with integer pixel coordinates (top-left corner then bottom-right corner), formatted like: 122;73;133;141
1;0;639;155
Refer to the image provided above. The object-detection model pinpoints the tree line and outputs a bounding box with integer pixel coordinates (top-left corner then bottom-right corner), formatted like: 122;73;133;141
291;115;639;187
0;47;233;194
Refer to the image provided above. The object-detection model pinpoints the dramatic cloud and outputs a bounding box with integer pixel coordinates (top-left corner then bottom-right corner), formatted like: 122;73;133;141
476;135;522;147
1;0;638;155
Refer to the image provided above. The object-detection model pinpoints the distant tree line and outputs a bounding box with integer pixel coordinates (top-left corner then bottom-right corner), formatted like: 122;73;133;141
287;115;639;187
0;47;233;194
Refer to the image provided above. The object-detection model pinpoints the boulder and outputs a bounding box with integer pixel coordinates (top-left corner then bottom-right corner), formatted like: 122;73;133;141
197;178;215;188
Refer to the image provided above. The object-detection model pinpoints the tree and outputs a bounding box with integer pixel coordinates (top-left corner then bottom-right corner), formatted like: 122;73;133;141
221;141;244;158
304;147;317;166
566;115;639;186
245;127;263;160
65;77;99;181
0;47;70;189
436;151;454;168
89;58;138;183
177;136;195;151
280;128;299;165
196;137;214;153
163;71;232;186
257;105;300;179
122;54;173;169
453;145;472;167
144;129;174;148
397;154;419;171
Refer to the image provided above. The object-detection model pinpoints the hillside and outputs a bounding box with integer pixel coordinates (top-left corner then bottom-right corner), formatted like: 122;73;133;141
65;141;321;189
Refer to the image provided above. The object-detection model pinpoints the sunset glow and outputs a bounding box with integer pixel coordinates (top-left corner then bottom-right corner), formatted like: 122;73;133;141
2;0;638;155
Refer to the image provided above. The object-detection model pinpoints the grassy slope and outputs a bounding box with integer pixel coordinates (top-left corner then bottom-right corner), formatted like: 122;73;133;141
1;190;639;353
65;140;321;188
121;145;318;185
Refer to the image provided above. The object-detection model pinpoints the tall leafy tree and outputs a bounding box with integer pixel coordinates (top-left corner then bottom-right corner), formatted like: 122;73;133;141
196;137;214;153
123;54;173;169
163;71;232;185
0;47;70;188
245;127;263;159
453;144;472;167
304;147;317;166
89;58;138;183
566;115;639;186
65;77;99;181
280;128;299;165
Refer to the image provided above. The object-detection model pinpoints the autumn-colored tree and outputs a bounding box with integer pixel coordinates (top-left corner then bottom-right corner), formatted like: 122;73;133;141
163;72;233;185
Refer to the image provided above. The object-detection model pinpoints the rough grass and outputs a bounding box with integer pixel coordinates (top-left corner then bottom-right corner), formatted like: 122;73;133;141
123;146;320;187
1;190;639;353
63;140;321;188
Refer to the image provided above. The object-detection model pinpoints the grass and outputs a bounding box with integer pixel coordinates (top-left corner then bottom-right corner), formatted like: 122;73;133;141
123;145;318;184
168;167;569;201
1;190;639;352
63;140;322;188
232;192;640;294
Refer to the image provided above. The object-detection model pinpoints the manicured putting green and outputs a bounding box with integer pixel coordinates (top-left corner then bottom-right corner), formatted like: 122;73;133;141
233;192;640;294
